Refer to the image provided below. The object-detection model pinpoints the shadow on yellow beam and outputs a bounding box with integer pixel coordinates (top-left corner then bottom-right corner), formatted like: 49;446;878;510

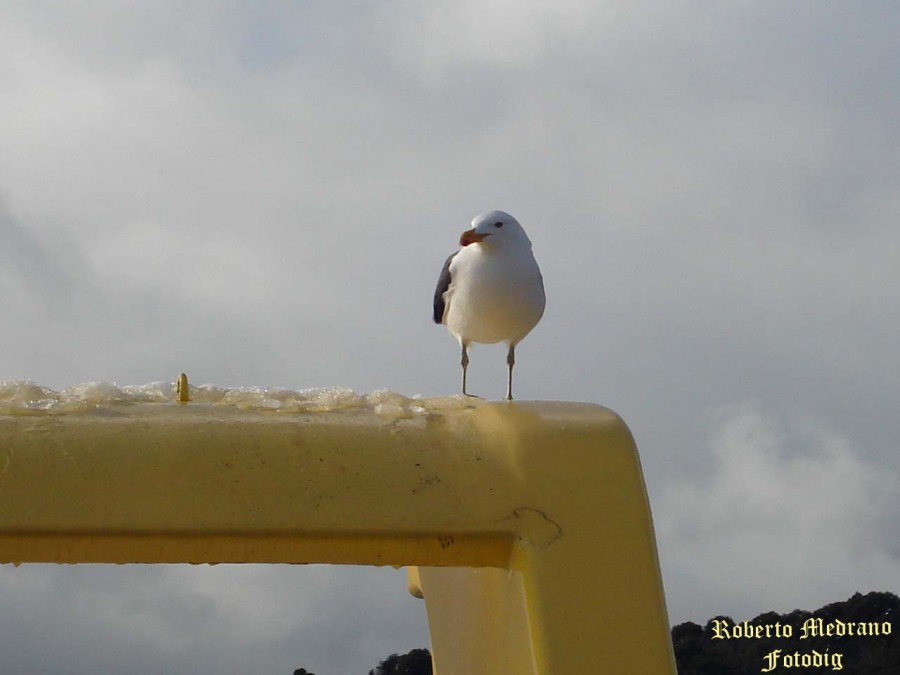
0;399;675;674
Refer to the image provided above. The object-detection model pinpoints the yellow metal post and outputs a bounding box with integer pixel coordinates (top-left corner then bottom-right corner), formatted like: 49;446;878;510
0;400;675;674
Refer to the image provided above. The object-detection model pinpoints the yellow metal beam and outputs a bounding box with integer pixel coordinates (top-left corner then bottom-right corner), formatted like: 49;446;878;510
0;400;675;674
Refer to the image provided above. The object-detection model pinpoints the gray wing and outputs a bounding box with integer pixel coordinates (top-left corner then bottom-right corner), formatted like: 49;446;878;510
433;252;456;324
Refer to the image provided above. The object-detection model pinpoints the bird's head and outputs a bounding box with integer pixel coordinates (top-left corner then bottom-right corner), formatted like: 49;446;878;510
459;210;532;248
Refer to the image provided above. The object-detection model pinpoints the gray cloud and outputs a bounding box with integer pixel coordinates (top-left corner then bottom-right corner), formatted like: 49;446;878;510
657;403;900;622
0;564;428;674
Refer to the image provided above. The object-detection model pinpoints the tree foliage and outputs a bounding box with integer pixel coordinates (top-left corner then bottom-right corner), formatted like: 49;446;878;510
368;648;432;675
673;592;899;675
291;591;899;674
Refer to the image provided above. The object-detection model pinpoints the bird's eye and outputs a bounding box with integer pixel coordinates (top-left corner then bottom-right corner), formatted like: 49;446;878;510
493;221;504;228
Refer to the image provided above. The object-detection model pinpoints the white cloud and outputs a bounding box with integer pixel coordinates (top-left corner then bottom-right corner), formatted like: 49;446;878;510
657;403;900;622
388;0;603;73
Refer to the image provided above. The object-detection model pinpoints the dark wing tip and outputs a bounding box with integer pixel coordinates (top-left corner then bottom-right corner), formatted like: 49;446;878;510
433;252;456;324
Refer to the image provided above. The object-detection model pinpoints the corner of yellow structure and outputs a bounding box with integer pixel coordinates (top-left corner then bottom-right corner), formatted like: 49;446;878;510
0;398;674;674
415;401;676;675
407;566;423;599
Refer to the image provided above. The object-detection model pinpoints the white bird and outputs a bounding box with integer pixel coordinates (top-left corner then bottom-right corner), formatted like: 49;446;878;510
433;210;545;400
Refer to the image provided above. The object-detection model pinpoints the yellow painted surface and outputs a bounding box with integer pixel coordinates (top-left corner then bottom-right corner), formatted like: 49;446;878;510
416;566;539;674
0;400;675;674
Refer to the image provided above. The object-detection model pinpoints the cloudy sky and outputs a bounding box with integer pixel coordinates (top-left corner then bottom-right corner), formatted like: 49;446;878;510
1;1;898;672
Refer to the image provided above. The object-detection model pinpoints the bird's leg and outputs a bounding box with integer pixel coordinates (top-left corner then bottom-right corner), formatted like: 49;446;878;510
461;343;470;396
506;344;515;401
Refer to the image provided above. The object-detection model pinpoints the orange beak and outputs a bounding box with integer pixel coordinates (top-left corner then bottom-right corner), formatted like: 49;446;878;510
459;228;488;246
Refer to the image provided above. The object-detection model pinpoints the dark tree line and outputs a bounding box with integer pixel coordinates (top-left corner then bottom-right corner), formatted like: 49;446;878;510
292;648;432;675
673;591;899;675
367;648;433;675
295;591;898;674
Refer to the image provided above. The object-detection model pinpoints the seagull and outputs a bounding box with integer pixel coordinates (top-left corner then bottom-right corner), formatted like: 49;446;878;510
433;210;545;400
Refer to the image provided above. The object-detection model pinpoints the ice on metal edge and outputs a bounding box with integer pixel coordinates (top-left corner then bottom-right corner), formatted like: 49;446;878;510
0;380;485;417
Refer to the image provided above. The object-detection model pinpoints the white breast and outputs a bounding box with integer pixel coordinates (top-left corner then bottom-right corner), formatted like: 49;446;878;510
444;243;545;345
